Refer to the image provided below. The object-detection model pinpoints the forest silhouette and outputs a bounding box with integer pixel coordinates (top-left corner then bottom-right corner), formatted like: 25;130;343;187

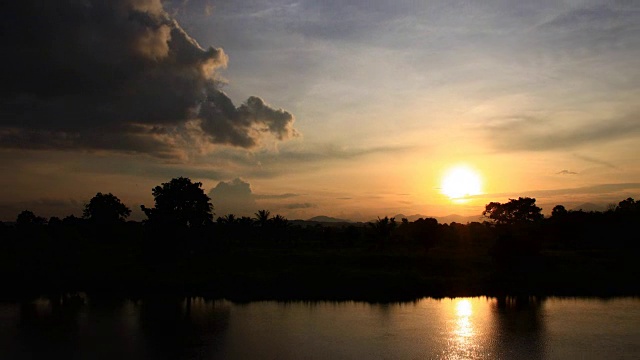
1;177;639;302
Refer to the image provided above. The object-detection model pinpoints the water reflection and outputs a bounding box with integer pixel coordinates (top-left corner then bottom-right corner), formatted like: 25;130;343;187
0;296;638;359
442;298;482;359
454;299;474;346
492;296;545;360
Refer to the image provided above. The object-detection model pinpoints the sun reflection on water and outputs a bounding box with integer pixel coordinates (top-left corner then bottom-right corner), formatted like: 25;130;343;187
456;299;472;318
443;298;482;359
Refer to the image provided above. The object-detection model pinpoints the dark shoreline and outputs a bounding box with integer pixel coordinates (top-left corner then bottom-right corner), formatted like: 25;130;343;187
3;252;639;304
2;203;639;304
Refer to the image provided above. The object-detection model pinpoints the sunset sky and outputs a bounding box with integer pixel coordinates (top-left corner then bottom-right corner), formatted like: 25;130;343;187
1;0;639;222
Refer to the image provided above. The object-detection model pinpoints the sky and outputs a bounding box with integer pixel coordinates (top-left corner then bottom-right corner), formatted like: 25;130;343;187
1;0;640;222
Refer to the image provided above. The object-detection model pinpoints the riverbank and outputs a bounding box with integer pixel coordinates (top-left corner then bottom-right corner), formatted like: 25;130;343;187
2;245;638;303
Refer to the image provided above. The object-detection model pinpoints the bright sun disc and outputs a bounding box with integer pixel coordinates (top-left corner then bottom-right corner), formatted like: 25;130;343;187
441;166;482;199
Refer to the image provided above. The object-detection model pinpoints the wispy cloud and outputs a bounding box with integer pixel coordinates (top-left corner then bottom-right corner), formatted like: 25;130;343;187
485;114;640;152
556;170;578;175
473;183;640;200
254;193;299;200
573;154;618;169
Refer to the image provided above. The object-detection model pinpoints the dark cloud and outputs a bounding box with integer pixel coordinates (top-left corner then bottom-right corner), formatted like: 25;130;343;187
208;178;257;216
0;0;297;159
556;170;578;175
282;203;316;210
485;114;640;152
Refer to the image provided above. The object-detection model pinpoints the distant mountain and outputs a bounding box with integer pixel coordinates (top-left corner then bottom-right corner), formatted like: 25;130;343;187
436;214;485;224
570;202;607;212
307;215;351;223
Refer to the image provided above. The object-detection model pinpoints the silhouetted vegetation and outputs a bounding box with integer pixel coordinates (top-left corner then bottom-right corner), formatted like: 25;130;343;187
483;197;543;225
84;192;131;225
141;177;213;229
1;179;639;301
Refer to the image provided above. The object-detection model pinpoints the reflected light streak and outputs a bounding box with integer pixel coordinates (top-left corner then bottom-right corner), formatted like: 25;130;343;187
444;298;478;359
455;299;473;340
457;299;472;317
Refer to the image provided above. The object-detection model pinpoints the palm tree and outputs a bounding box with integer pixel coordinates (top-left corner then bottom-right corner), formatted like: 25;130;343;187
270;214;289;229
254;210;271;227
217;214;237;225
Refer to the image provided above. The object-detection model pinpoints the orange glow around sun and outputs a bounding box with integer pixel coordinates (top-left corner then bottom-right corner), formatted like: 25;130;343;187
441;166;483;201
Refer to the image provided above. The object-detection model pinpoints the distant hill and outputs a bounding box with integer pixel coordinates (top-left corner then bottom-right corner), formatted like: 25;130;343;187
571;202;607;212
307;215;351;223
392;214;429;222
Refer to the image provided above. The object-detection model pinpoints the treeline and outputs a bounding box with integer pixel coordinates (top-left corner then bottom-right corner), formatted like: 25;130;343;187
1;177;639;301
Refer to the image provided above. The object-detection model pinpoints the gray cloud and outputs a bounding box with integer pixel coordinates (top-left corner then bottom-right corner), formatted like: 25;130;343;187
282;203;316;210
208;178;257;216
0;0;297;158
208;177;303;215
485;114;640;152
556;170;578;175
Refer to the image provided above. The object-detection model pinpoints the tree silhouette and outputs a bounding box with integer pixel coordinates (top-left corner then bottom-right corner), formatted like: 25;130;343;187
483;197;543;225
217;214;237;224
551;205;567;218
616;197;638;214
83;192;131;224
270;214;289;229
370;216;397;242
254;210;271;227
141;177;213;228
16;210;47;226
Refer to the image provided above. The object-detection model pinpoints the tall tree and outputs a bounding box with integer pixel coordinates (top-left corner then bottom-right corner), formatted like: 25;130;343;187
83;192;131;224
141;177;213;228
483;197;543;225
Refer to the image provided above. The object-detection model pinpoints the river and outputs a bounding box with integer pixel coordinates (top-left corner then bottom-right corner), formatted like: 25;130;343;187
1;296;639;359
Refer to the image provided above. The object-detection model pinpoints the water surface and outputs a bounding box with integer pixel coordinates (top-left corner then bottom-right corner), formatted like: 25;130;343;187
1;296;638;359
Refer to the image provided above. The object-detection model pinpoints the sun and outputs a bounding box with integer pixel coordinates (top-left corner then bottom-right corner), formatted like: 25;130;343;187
441;166;482;200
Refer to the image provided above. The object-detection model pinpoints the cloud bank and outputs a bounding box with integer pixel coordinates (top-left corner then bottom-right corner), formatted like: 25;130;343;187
0;0;297;159
209;177;306;216
209;178;257;216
